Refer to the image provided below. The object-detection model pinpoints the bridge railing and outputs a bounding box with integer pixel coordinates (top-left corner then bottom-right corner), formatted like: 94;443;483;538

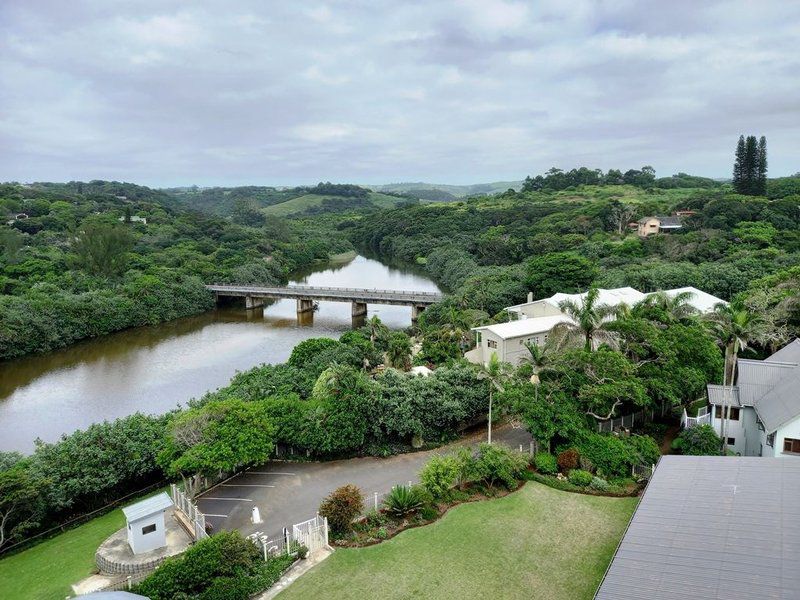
206;284;443;298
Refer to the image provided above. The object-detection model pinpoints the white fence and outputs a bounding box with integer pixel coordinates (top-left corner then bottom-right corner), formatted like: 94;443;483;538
249;514;329;559
596;409;652;433
681;406;710;429
170;483;208;541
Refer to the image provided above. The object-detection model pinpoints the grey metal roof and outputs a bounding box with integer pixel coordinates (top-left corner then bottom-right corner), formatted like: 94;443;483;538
753;368;800;432
595;456;800;600
121;492;172;522
736;359;796;406
657;215;682;228
707;384;741;407
766;338;800;364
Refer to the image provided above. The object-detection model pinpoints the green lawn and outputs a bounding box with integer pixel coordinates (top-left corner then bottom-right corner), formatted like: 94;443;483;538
0;489;167;600
278;482;637;600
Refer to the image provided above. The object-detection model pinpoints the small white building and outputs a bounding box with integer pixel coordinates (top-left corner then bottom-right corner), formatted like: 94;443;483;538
467;286;726;366
118;215;147;224
122;492;173;555
706;339;800;457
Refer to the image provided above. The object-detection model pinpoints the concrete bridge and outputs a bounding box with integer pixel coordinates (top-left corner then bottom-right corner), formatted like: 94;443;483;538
206;284;444;323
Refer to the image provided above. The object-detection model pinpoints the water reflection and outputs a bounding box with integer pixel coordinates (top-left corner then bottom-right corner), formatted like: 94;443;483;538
0;255;439;452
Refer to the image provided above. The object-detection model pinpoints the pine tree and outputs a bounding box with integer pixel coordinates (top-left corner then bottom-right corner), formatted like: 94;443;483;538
756;136;768;196
744;135;759;195
732;135;746;193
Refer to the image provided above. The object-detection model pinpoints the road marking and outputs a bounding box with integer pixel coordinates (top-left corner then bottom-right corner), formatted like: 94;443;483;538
222;484;276;488
199;497;253;502
202;513;229;518
247;472;296;476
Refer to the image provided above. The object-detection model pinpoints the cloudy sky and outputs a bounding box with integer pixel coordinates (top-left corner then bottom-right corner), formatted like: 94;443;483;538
1;1;799;187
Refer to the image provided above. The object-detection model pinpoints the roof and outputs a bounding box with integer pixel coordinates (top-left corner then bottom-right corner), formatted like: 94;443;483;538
595;456;800;600
122;492;172;522
548;287;646;309
652;286;726;313
472;315;573;340
766;338;800;364
753;368;800;432
707;384;741;407
82;593;149;600
657;215;682;228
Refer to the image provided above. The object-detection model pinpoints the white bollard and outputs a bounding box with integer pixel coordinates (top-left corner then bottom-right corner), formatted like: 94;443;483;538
252;506;263;524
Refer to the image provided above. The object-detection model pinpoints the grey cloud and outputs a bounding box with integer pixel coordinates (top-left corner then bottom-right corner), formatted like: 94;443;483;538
0;0;799;186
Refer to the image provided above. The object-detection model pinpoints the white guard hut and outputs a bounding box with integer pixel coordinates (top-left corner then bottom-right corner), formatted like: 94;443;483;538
122;492;173;555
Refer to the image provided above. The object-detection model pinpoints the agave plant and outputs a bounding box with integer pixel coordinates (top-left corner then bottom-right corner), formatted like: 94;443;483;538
383;485;423;518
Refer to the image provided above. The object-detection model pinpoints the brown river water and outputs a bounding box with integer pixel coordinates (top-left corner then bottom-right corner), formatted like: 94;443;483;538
0;254;440;452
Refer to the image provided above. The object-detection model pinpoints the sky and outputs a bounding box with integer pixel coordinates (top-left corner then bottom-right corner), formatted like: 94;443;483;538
1;1;799;187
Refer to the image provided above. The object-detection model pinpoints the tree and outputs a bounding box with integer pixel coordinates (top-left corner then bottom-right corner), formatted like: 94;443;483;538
756;136;768;196
159;399;275;497
364;315;390;349
475;353;511;444
70;223;133;277
732;135;746;193
318;484;363;534
0;229;24;264
524;251;598;298
386;332;412;370
672;424;721;455
608;202;636;236
634;290;698;324
704;300;770;453
551;287;619;351
0;466;44;549
733;134;767;196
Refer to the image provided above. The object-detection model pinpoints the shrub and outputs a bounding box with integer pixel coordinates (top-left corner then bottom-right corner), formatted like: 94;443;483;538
472;443;528;489
589;476;610;492
672;424;721;455
533;452;558;475
557;448;580;473
319;484;364;534
383;485;423;518
287;338;341;368
578;433;659;479
567;469;593;487
419;454;459;500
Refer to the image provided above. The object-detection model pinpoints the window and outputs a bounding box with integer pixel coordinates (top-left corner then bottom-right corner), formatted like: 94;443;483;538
783;438;800;454
767;432;775;447
142;524;157;535
714;406;739;420
487;340;497;349
727;437;735;446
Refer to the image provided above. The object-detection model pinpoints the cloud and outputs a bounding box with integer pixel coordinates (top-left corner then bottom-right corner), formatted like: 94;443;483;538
0;1;798;186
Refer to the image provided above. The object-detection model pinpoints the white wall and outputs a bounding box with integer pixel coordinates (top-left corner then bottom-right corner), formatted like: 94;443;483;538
128;511;166;554
771;415;800;457
509;300;563;320
709;406;752;456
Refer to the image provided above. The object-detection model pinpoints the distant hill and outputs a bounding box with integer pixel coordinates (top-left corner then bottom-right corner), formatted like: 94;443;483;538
263;191;409;217
369;181;524;200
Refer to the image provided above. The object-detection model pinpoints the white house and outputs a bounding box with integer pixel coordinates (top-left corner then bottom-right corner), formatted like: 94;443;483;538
706;339;800;457
466;286;726;366
122;492;173;555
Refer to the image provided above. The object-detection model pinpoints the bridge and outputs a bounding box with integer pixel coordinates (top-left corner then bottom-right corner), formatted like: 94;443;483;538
206;284;444;323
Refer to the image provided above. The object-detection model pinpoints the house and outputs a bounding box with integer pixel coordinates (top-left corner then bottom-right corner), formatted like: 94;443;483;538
121;492;173;555
466;286;725;366
706;339;800;457
595;455;800;599
118;215;147;224
637;215;682;237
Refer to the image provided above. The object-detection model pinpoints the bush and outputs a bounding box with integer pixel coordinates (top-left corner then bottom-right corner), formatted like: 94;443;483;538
472;443;528;489
319;484;364;534
533;452;558;475
383;485;423;517
578;433;660;479
672;424;721;455
419;454;459;500
567;469;593;487
589;476;610;492
557;448;580;473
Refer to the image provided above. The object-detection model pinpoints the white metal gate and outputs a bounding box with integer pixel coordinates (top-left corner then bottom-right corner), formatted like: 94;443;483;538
170;483;208;540
292;514;328;552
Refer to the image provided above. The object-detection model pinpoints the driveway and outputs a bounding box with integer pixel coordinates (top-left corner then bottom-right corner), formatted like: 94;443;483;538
196;425;532;543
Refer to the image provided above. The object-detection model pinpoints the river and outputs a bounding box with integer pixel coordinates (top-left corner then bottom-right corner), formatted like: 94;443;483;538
0;254;440;453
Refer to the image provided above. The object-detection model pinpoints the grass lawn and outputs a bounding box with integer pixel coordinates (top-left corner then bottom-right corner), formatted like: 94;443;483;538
277;482;637;600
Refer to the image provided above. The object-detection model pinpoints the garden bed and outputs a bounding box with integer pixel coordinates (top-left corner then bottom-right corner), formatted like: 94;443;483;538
524;471;641;497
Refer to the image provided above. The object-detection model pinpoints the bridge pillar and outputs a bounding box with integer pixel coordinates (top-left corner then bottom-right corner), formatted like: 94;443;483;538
411;305;425;323
351;301;367;318
297;298;315;314
245;295;264;310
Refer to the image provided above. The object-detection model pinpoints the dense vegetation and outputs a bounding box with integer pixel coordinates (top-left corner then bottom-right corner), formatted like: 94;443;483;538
0;181;352;359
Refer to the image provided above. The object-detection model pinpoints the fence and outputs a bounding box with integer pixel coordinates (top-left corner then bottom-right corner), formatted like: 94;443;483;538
170;484;208;541
248;514;329;560
596;409;652;433
681;406;710;429
632;463;655;480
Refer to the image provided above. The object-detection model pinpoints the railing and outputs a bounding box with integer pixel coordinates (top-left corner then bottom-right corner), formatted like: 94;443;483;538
597;409;652;433
170;484;208;541
681;406;711;429
206;284;443;301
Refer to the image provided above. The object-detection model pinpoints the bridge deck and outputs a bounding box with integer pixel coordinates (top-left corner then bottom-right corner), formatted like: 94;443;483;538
206;284;443;305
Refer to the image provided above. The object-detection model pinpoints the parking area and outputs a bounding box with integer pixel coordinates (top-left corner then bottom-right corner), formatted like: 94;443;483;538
196;425;532;542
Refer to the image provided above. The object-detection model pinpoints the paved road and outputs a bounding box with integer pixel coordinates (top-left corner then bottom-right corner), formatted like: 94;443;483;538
197;425;532;543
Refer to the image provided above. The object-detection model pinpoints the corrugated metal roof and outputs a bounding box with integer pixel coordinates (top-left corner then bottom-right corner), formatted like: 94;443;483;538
753;368;800;432
766;339;800;364
595;456;800;600
121;492;172;522
472;315;573;340
736;359;795;406
707;384;741;407
657;216;682;228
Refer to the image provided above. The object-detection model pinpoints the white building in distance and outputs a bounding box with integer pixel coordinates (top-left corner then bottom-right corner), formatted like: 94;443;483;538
465;286;726;366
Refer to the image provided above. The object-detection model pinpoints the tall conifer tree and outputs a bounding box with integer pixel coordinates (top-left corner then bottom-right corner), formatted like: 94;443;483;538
733;135;746;193
744;135;758;195
756;136;768;196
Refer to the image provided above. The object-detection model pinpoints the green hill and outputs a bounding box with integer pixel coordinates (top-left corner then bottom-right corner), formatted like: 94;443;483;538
370;181;524;199
263;191;409;217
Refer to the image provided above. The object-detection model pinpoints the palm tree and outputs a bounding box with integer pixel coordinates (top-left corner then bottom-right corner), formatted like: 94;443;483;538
386;333;412;371
522;341;554;402
476;353;510;444
366;315;389;345
551;287;619;351
704;299;770;454
637;290;698;324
